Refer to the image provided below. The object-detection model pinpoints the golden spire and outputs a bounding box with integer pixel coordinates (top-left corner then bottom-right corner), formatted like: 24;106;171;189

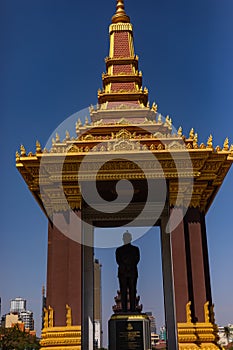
112;0;130;23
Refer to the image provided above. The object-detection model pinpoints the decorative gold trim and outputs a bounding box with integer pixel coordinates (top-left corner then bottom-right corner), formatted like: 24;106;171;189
177;302;221;349
186;301;192;323
48;306;54;328
40;305;81;350
109;22;133;33
66;304;72;327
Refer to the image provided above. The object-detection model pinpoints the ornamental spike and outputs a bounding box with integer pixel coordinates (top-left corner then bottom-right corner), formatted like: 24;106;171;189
112;0;130;24
194;132;198;143
189;128;194;139
223;137;229;151
157;114;162;124
20;144;26;156
16;151;20;162
207;134;213;148
177;127;182;137
152;102;158;112
55;133;60;142
36;140;42;153
193;133;198;148
65;130;70;140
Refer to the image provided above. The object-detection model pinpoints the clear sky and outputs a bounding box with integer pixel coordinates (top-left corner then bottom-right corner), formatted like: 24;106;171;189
1;0;233;347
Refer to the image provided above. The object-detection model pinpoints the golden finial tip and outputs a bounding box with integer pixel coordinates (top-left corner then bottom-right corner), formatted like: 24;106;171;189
112;0;130;23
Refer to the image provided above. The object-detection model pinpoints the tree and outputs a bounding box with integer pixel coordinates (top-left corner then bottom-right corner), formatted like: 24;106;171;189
0;325;40;350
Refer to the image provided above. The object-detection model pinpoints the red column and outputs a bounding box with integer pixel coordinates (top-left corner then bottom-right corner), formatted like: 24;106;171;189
46;210;82;326
184;207;212;322
170;208;189;322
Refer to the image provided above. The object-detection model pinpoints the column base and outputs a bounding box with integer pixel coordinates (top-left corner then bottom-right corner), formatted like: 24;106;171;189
40;325;81;350
109;313;151;350
178;311;221;348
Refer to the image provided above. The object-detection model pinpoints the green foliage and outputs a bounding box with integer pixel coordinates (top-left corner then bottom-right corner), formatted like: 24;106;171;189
0;325;40;350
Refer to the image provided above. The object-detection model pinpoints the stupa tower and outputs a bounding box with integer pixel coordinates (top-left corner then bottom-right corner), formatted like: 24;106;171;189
90;0;155;125
16;1;233;349
98;0;148;109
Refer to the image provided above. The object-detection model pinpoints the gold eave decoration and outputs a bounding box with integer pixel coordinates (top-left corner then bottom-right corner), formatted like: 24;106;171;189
16;122;233;215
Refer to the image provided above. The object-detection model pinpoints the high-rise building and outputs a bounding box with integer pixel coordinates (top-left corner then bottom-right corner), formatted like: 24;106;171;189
19;310;34;330
145;311;157;334
145;312;159;347
2;297;35;331
10;297;26;314
94;259;102;349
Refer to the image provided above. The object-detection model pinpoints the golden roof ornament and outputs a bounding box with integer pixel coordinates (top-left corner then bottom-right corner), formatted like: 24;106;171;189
193;133;198;148
223;137;229;151
189;128;194;139
20;144;26;156
177;127;182;137
207;134;213;149
36;140;42;153
112;0;130;24
16;151;20;162
151;102;158;112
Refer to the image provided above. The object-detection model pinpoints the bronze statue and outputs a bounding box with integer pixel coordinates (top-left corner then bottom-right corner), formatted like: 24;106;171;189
115;231;140;312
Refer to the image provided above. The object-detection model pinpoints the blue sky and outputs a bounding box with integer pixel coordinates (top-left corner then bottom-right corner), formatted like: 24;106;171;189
1;0;233;346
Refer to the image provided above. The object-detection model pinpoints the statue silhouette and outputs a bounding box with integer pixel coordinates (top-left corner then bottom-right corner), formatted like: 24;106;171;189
115;231;140;312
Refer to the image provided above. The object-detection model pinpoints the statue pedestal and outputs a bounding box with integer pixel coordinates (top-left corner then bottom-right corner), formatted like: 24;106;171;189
108;313;151;350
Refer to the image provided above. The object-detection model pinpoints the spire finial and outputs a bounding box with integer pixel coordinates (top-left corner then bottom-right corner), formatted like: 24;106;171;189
112;0;130;23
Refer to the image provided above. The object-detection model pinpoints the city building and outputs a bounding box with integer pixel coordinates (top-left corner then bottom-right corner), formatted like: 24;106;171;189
146;312;157;333
10;297;26;314
2;313;19;328
94;259;102;349
19;310;34;330
145;312;159;347
1;297;35;332
151;332;160;347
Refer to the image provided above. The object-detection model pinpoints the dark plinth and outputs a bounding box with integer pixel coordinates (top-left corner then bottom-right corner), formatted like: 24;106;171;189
109;313;151;350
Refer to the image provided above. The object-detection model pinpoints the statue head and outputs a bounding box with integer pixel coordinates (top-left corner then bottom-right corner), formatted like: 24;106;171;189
123;230;132;244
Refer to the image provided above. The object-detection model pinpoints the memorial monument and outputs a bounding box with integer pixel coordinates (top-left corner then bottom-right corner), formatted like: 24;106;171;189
16;0;233;349
109;231;151;350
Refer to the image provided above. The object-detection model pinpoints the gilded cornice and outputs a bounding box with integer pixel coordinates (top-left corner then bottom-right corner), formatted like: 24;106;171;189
109;22;133;33
16;119;233;215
